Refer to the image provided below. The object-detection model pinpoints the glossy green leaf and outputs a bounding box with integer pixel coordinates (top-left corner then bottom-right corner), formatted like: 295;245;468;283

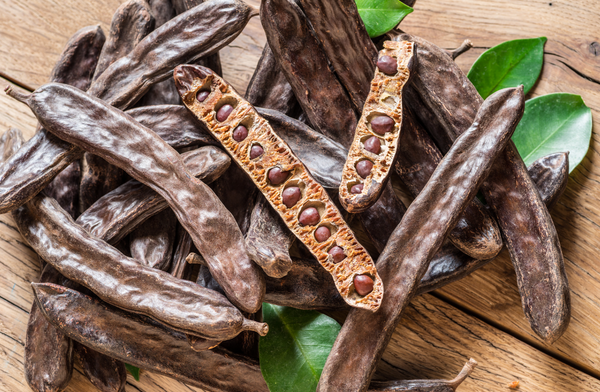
356;0;413;38
512;93;592;173
259;304;341;392
125;364;140;381
468;37;546;99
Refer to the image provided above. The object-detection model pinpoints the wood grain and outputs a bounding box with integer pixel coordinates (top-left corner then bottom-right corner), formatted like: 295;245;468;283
0;0;599;391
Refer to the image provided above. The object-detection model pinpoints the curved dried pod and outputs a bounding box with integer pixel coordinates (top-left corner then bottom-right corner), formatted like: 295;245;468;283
393;33;569;344
129;208;177;271
16;194;268;340
175;64;383;311
369;358;477;392
33;283;269;391
148;0;176;28
74;343;127;392
339;41;414;213
528;152;568;211
76;147;230;244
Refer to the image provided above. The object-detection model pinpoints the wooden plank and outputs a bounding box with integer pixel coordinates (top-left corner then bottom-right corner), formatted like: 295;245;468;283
401;0;600;377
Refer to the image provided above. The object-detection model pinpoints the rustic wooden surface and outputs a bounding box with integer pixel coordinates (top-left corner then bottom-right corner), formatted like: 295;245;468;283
0;0;599;391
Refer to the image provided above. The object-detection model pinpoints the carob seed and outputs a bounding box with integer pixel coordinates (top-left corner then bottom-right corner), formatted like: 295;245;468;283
377;55;398;75
232;125;248;142
250;145;264;159
356;160;373;179
354;274;374;296
363;136;381;154
314;226;331;242
298;207;320;226
216;104;234;122
370;115;394;135
268;167;289;185
282;186;301;208
350;184;364;194
328;246;346;263
197;90;210;102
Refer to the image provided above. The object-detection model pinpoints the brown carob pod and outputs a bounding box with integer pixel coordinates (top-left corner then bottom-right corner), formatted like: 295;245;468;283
33;283;270;392
294;0;378;111
368;359;477;392
170;226;193;279
339;41;414;213
7;83;265;314
0;0;254;214
317;87;524;392
73;343;126;392
79;153;126;213
246;194;295;278
175;65;383;311
91;0;155;81
396;108;502;260
0;128;24;163
261;0;358;148
129;209;177;271
76;147;230;244
528;152;569;211
148;0;176;27
245;44;301;118
15;194;269;340
394;33;569;343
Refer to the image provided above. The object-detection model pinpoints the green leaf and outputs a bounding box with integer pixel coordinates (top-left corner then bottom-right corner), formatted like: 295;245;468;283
259;304;341;392
356;0;413;38
125;364;140;381
512;93;592;173
468;37;546;99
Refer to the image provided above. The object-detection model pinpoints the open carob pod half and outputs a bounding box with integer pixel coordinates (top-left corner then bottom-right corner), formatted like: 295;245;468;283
174;64;384;311
339;40;414;213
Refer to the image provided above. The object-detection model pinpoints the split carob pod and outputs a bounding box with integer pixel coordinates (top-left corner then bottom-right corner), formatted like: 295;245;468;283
76;146;230;244
317;87;524;392
369;359;478;392
33;283;270;392
338;41;414;213
175;65;383;311
294;0;377;112
14;193;268;340
261;0;357;148
395;33;569;343
396;108;503;260
6;84;265;314
129;209;177;271
0;0;254;214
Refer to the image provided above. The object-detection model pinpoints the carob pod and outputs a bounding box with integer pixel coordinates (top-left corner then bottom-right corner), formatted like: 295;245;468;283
170;225;193;279
148;0;176;27
76;147;230;244
294;0;378;112
175;65;383;311
369;359;477;392
0;0;255;214
33;283;270;392
7;83;265;314
14;193;268;340
73;344;126;392
395;33;569;343
129;208;177;271
261;0;358;148
339;41;414;213
528;152;569;211
396;108;502;260
245;44;301;118
317;87;524;392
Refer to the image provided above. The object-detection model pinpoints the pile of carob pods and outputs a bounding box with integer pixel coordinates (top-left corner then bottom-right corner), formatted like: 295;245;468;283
1;0;570;391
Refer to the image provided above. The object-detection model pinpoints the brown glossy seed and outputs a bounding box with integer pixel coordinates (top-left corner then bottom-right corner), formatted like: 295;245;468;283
350;184;364;194
314;226;331;242
282;186;301;208
370;115;394;135
363;136;381;154
354;274;374;296
197;90;210;102
249;145;264;159
216;104;234;122
232;125;248;142
298;207;320;226
377;55;398;75
356;160;373;179
268;167;289;185
328;246;346;264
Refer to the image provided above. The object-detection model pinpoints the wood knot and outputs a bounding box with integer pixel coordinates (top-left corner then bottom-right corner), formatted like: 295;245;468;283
590;42;600;56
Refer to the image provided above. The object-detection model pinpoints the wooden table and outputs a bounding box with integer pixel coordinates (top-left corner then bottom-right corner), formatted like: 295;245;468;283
0;0;599;391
